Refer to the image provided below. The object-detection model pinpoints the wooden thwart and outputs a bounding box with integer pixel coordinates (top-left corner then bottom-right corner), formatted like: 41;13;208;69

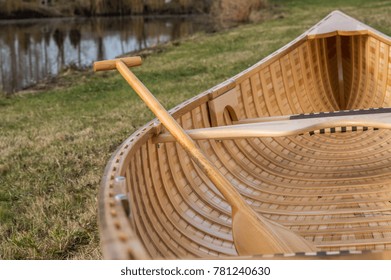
155;109;391;142
94;56;317;255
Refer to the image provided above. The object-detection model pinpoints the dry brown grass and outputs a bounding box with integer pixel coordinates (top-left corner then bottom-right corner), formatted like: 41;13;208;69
0;1;62;18
212;0;268;23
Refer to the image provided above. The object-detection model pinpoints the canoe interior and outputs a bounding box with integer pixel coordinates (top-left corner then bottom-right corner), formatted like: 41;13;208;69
99;12;391;259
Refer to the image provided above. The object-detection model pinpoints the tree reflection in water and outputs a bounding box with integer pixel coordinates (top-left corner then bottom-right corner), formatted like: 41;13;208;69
0;16;211;94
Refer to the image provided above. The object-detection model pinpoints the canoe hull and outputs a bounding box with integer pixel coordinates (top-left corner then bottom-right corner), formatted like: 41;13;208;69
99;11;391;259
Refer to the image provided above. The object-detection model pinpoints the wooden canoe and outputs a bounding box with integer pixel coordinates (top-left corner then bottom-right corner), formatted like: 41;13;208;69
98;11;391;259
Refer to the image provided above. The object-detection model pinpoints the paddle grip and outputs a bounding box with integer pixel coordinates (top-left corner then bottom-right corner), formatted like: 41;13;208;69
93;56;142;72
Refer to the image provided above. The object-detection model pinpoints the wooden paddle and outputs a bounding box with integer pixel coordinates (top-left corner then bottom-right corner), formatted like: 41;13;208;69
94;56;317;255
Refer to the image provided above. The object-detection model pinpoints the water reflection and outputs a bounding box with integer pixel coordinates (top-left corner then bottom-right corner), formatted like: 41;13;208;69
0;16;211;94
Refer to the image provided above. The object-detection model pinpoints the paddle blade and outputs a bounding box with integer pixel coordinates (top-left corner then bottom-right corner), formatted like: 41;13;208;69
232;209;317;255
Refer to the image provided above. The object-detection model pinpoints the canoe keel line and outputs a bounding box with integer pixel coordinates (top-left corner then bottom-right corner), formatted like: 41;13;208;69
95;11;391;259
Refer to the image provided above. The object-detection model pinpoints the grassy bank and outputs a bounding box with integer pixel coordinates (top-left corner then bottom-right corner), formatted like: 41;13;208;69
1;0;391;259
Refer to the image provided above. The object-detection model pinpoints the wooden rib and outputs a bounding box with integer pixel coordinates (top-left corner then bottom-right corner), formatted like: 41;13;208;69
205;90;391;249
165;142;234;241
377;42;389;106
130;151;174;258
351;35;365;108
278;215;391;226
305;40;330;111
346;36;358;108
225;145;389;185
253;133;391;168
275;130;391;159
239;80;255;120
256;207;391;216
356;35;371;109
249;72;268;116
316;237;391;248
285;50;307;113
278;58;297;114
259;68;281;116
156;153;217;256
269;60;291;115
145;132;217;257
365;37;380;108
310;38;337;110
200;127;391;197
139;147;190;258
158;143;230;249
228;137;391;180
202;113;391;191
252;126;375;154
388;56;391;105
222;129;391;180
155;140;233;256
289;47;312;112
126;163;163;258
341;36;353;107
299;225;391;236
336;35;346;109
252;140;391;176
345;36;355;108
174;140;231;214
213;120;391;170
319;38;339;109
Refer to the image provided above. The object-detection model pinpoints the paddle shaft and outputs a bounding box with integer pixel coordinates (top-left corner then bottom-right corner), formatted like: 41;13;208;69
115;60;246;211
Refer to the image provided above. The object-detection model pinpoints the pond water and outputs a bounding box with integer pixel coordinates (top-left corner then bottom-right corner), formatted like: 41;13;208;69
0;15;213;94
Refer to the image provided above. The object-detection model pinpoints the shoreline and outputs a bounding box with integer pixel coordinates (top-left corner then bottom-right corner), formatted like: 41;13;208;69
0;2;209;21
0;11;205;21
10;36;199;97
0;13;211;24
0;13;217;96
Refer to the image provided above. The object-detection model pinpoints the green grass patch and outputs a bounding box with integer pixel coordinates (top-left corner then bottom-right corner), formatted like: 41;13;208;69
1;0;391;259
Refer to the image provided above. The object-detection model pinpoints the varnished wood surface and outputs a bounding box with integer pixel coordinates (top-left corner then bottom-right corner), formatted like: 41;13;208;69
98;11;391;259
